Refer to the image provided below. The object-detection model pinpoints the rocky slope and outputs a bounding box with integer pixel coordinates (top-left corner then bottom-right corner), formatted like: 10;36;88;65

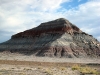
0;18;100;58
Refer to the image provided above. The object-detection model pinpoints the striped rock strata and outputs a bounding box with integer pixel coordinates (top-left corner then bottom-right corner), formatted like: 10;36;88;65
0;18;100;58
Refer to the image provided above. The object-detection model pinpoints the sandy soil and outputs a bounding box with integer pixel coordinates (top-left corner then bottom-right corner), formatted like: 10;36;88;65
0;52;100;75
0;52;100;63
0;61;99;75
0;64;81;75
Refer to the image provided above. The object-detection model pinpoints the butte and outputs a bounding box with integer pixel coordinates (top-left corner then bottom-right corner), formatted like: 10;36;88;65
0;18;100;58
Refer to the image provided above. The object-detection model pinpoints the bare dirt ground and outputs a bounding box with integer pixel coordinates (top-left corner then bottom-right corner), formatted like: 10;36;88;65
0;64;80;75
0;52;100;75
0;52;100;63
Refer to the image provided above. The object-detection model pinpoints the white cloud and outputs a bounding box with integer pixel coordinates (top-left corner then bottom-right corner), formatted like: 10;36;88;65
0;0;70;32
0;0;100;42
7;17;21;26
0;0;71;42
97;36;100;41
63;0;100;41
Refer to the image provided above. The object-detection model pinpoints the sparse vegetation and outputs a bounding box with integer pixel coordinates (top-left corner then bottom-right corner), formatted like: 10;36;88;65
59;67;67;71
44;68;53;75
11;67;15;69
19;72;26;75
0;59;99;75
23;68;32;71
72;64;80;70
72;64;99;75
37;66;42;69
1;69;6;71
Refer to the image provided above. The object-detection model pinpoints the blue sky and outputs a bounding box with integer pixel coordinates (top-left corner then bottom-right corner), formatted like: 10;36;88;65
61;0;88;9
0;0;100;43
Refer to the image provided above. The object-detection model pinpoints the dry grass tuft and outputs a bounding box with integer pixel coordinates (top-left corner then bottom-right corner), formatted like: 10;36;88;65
72;65;99;75
59;67;67;71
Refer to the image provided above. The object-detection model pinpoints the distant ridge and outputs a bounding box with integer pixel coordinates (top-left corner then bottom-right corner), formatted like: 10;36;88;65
0;18;100;58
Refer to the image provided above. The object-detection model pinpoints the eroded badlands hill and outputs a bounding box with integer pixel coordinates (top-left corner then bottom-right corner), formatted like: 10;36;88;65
0;18;100;58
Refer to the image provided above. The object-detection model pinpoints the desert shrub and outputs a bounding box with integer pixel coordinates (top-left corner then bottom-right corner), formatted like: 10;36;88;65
23;68;32;71
72;64;80;70
72;65;99;74
59;67;66;71
1;68;6;71
44;70;53;75
37;66;42;69
19;72;26;75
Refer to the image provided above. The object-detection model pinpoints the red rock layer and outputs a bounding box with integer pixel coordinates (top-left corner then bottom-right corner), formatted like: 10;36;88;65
12;18;81;39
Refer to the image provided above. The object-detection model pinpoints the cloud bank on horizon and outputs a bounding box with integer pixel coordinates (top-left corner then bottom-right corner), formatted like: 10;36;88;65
0;0;100;43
